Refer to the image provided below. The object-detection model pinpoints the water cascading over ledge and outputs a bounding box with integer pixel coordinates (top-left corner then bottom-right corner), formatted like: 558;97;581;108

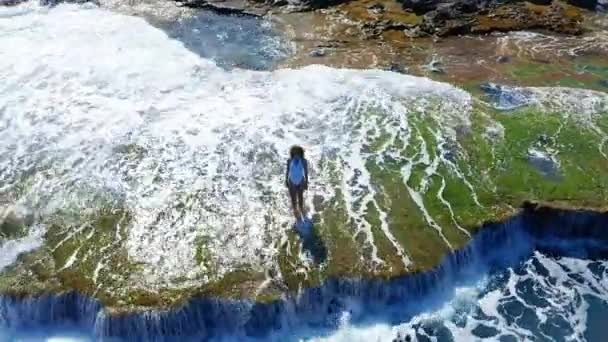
1;203;606;340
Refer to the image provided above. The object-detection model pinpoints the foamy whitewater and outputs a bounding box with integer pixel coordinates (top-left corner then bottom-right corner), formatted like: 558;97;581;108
1;2;608;341
0;1;474;286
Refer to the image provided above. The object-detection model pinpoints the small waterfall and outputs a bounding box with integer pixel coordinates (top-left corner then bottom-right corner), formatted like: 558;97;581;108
0;292;100;328
1;203;606;340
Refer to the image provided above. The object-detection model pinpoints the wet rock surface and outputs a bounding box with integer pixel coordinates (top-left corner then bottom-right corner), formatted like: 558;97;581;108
378;1;583;38
6;0;585;41
174;0;271;16
0;0;595;38
165;0;591;38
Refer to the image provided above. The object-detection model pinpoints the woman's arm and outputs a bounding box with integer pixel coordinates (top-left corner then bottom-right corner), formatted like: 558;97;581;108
285;159;290;187
304;159;309;189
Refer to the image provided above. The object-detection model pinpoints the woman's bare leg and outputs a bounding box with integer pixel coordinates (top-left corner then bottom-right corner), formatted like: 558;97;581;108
289;185;301;220
297;187;305;218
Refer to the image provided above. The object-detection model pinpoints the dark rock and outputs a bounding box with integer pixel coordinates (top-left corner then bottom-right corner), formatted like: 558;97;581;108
309;48;326;57
392;332;412;342
566;0;598;10
0;0;27;5
416;1;481;36
439;18;475;35
386;63;409;74
528;0;553;5
178;0;269;16
537;134;550;145
400;0;443;15
599;79;608;88
471;324;501;338
276;0;350;10
367;2;385;13
39;0;97;5
404;26;425;37
496;55;511;63
403;0;487;16
315;42;343;48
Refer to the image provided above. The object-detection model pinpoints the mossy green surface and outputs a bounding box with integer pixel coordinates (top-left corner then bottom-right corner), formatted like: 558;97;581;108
1;74;607;311
3;103;608;311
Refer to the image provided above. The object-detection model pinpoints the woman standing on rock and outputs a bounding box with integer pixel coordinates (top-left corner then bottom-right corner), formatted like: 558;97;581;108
285;145;309;223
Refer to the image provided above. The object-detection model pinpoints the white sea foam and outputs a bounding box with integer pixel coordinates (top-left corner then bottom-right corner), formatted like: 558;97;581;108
307;254;608;342
0;224;44;271
500;30;608;58
526;87;608;120
0;3;474;286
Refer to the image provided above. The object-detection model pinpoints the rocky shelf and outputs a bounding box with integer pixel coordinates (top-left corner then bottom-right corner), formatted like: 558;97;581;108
1;203;608;340
2;81;608;313
177;0;606;38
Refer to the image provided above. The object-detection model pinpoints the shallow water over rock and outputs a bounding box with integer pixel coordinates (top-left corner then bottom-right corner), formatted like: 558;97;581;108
162;11;291;70
480;83;534;110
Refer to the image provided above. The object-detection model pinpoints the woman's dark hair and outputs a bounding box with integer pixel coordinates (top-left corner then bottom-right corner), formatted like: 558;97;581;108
289;145;305;159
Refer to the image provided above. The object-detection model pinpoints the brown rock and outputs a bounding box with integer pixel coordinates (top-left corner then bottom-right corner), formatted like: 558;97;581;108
471;2;583;36
280;0;585;43
179;0;271;16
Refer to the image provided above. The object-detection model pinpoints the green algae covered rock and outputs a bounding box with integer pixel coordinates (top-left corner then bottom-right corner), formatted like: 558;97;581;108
0;5;607;312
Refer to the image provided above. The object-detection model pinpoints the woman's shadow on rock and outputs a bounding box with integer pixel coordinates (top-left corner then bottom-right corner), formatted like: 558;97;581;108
294;216;327;265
